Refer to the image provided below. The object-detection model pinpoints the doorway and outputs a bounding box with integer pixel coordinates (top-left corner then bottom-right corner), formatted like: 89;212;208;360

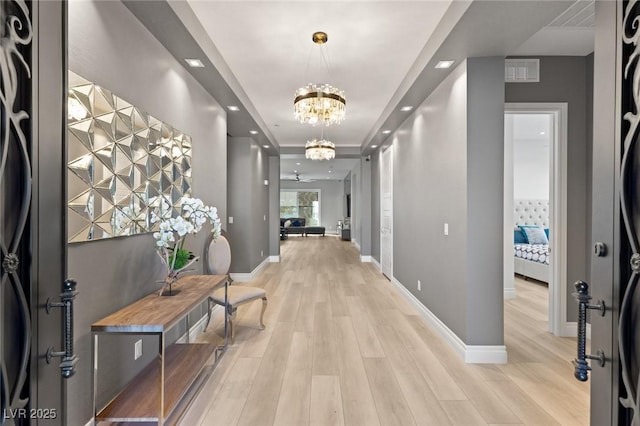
380;146;393;279
504;103;568;336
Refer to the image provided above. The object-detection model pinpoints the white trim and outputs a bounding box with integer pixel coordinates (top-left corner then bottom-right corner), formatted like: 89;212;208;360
230;257;270;282
390;277;508;364
352;240;361;252
562;322;592;339
503;288;517;299
370;257;382;272
360;255;372;262
176;306;223;344
85;420;93;426
505;103;568;337
269;255;280;263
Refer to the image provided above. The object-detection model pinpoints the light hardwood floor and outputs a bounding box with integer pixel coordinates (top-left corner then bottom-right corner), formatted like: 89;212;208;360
182;236;589;426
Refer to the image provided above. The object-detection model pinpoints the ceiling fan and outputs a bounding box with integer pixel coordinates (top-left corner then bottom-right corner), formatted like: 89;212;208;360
282;172;314;183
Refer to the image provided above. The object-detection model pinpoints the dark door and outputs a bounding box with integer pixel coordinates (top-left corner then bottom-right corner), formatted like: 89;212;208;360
1;1;68;425
591;1;640;424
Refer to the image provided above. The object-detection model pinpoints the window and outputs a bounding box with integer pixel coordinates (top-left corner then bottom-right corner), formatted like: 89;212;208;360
280;190;320;226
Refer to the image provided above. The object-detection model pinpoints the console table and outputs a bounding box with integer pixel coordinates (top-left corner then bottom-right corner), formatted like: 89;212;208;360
91;274;227;425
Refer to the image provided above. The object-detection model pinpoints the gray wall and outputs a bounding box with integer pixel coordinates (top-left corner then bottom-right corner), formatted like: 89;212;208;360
269;156;281;257
465;58;505;345
280;180;344;234
392;58;504;345
371;151;381;262
360;158;372;256
505;56;594;322
227;137;270;273
393;60;469;341
68;2;227;424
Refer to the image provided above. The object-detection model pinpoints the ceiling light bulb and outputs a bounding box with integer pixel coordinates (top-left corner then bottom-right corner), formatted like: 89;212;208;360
400;106;413;112
249;130;259;135
371;145;378;148
296;162;301;166
263;145;269;148
185;58;204;68
382;130;391;135
435;60;455;69
227;106;240;112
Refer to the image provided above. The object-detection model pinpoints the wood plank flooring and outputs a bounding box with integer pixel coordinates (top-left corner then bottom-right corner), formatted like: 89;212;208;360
183;236;589;426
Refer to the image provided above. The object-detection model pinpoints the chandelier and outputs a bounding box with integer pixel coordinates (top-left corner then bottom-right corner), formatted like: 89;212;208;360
305;139;335;161
294;32;346;126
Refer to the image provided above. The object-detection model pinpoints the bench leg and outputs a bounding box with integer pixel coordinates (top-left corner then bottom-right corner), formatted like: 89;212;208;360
259;297;267;330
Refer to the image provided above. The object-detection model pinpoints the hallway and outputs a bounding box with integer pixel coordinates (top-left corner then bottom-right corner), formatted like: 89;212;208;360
183;237;588;425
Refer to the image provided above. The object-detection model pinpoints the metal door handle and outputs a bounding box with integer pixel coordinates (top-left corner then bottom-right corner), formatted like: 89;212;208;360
572;281;606;381
45;279;79;378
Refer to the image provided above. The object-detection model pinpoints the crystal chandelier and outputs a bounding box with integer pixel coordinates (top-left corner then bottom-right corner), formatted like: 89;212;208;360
294;32;346;126
305;139;335;161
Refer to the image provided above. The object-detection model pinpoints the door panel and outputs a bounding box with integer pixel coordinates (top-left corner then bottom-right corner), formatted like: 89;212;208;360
32;1;68;424
618;2;640;424
590;1;617;424
380;147;392;278
1;2;34;424
0;1;68;425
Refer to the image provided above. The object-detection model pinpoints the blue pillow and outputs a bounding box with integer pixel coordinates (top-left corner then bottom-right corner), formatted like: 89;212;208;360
544;228;550;239
514;229;527;244
521;226;549;245
292;220;301;226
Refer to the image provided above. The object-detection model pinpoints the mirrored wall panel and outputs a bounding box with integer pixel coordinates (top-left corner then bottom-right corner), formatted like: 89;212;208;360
67;71;193;243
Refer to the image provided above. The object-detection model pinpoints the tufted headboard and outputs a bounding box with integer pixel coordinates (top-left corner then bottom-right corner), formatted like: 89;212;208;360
514;199;549;228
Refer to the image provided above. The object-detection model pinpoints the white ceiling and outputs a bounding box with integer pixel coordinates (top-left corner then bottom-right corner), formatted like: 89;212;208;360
280;157;359;182
171;0;594;181
187;1;452;148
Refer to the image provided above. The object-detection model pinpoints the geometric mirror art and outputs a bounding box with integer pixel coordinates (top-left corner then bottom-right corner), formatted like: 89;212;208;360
67;71;193;243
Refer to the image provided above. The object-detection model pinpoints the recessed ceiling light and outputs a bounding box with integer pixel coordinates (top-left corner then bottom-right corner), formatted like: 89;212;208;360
435;60;455;69
382;130;391;135
185;58;204;68
263;145;269;149
400;106;413;112
294;170;298;173
249;130;259;135
227;105;240;112
329;170;332;173
296;162;301;166
540;131;546;135
371;145;378;148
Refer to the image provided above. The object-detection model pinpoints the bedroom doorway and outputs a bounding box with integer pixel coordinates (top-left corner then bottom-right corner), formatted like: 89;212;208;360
504;103;568;336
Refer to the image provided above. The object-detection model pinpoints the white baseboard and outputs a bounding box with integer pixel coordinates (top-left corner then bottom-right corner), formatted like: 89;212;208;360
504;287;517;299
85;419;93;426
562;321;592;339
360;255;372;262
352;240;361;252
269;255;280;263
390;277;507;364
371;257;382;272
230;257;270;282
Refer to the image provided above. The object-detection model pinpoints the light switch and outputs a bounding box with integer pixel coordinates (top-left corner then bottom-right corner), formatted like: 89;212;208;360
229;216;234;224
444;223;449;236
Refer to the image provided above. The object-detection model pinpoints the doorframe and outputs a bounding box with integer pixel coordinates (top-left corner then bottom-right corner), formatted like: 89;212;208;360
380;144;393;279
504;102;568;336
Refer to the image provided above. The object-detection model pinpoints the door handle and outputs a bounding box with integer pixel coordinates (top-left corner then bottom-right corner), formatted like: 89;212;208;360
45;279;79;378
572;281;606;381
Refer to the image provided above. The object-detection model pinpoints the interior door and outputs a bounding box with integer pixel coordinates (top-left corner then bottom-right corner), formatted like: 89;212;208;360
1;1;69;425
589;1;624;424
380;147;393;278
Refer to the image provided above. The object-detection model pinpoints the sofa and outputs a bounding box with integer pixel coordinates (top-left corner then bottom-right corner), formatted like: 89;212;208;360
281;217;306;235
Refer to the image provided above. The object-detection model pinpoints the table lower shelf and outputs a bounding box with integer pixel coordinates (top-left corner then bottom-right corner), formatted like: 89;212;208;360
96;343;216;423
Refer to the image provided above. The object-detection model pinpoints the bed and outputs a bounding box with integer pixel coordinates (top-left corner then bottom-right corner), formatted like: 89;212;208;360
513;199;550;283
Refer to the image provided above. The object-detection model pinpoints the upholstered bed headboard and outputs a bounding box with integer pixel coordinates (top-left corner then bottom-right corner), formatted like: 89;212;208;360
514;199;549;228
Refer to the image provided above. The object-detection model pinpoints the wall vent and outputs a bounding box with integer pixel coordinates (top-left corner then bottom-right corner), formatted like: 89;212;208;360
505;59;540;83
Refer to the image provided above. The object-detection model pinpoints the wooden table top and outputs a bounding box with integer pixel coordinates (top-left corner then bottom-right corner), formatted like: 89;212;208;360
91;274;227;333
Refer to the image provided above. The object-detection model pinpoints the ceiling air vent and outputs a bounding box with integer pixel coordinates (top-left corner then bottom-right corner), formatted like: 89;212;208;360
505;59;539;83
